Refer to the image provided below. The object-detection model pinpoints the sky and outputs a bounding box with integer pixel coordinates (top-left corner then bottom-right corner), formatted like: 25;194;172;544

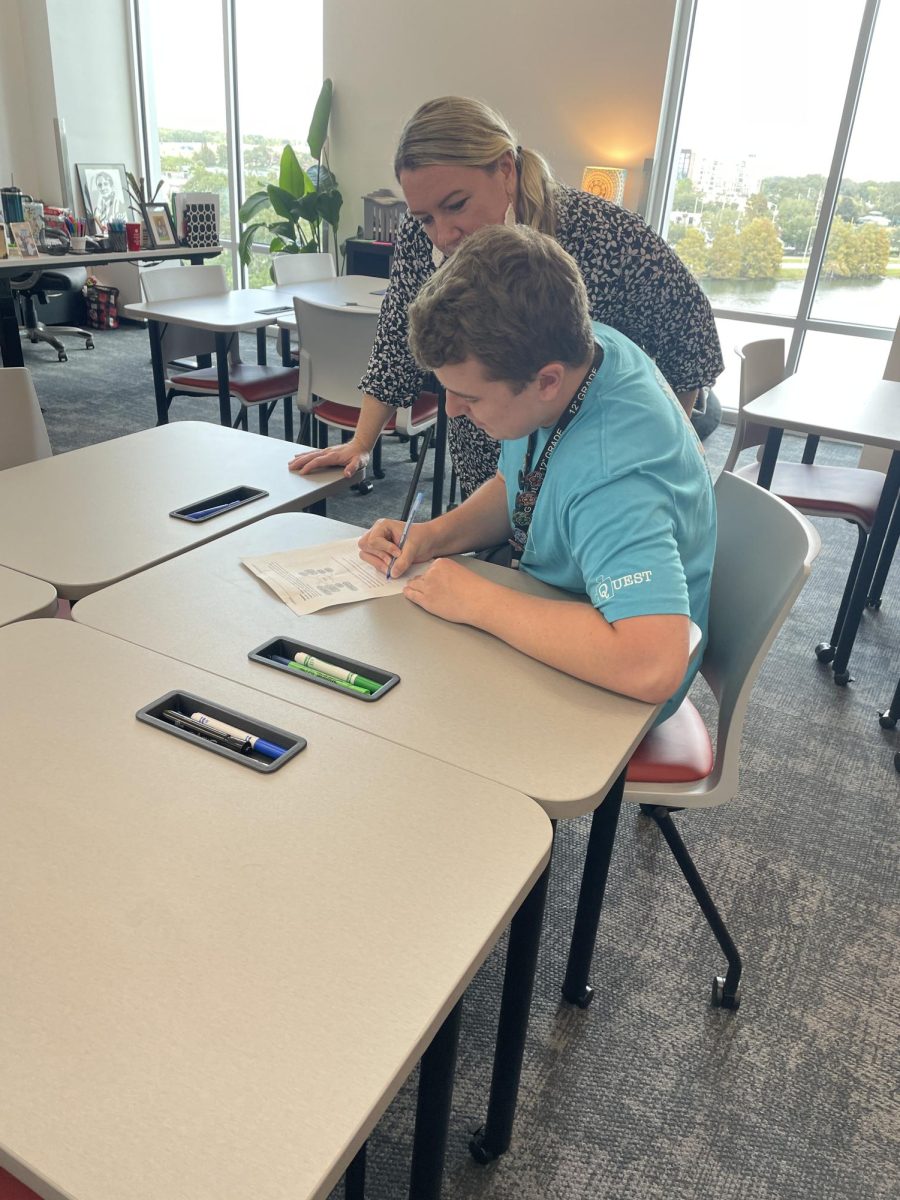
144;0;898;183
679;0;899;183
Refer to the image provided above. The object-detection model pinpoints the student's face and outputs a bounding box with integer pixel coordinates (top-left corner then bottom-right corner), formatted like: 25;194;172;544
400;156;516;258
437;357;564;442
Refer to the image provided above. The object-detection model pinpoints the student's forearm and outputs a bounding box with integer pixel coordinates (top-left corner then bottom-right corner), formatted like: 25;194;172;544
425;476;513;558
471;585;690;703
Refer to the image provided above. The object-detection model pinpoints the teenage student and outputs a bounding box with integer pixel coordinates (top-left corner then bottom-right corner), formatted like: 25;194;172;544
357;224;717;719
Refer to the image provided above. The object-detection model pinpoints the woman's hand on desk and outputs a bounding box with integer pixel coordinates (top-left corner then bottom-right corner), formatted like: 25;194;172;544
288;440;370;477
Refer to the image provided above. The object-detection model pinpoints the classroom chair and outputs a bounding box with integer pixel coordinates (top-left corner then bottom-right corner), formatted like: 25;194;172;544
271;251;336;286
0;366;52;469
723;337;887;669
624;471;820;1009
140;264;298;438
293;294;439;508
12;266;94;362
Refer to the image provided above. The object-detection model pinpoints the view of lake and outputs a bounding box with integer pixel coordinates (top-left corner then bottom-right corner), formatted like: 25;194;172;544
704;276;899;327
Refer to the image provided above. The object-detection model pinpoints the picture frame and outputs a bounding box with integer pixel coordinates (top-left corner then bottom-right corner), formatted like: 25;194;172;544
9;221;39;258
76;163;131;235
0;222;8;260
143;202;179;248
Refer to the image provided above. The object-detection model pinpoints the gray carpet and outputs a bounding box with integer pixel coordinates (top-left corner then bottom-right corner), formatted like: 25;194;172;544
24;324;900;1200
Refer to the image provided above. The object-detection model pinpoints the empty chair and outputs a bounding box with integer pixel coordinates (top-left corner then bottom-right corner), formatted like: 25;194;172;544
13;267;94;362
271;251;336;285
293;293;439;506
624;472;819;1009
0;366;52;470
140;264;297;438
725;337;886;665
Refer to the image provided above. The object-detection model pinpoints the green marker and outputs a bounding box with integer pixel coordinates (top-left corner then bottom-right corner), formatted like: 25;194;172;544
293;652;381;694
270;654;369;694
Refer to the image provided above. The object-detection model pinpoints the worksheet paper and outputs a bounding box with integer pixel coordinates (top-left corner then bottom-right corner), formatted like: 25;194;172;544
241;537;431;616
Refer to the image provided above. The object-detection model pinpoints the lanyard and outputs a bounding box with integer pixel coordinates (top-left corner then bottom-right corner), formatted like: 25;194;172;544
509;344;603;560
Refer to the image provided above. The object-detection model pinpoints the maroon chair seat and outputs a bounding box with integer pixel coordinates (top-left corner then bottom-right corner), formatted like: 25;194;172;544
169;363;299;407
626;699;714;784
0;1165;41;1199
313;389;439;432
734;461;883;528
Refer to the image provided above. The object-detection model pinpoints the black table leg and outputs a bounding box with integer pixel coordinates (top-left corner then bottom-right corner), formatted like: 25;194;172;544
256;325;267;366
0;277;25;367
469;834;555;1164
832;451;900;684
344;1141;366;1200
214;331;232;427
431;389;447;519
148;320;169;424
756;426;784;490
561;772;625;1007
867;490;900;608
408;997;463;1199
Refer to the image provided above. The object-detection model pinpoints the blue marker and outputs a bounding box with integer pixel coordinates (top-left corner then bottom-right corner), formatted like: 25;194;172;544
187;500;244;520
190;711;286;759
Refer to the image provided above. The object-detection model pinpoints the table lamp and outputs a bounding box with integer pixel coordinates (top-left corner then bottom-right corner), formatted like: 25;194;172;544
581;166;627;206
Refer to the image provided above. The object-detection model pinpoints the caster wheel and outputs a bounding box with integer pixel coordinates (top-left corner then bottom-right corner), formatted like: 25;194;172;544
815;642;835;663
833;670;852;686
85;339;95;350
879;711;897;730
561;982;594;1009
351;481;374;495
711;975;741;1010
57;351;68;362
468;1128;498;1165
866;597;882;610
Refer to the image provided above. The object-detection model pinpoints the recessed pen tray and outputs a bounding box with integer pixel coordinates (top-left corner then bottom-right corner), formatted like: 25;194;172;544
249;637;400;702
170;485;269;522
136;689;306;772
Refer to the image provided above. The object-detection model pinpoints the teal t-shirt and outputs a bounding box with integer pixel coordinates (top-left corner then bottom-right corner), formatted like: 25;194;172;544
497;322;716;720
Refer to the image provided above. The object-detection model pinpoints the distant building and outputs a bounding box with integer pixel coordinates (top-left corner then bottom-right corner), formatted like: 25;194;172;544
678;148;761;205
858;211;891;227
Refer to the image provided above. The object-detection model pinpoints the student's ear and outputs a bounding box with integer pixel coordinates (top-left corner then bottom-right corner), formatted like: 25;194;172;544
536;362;565;402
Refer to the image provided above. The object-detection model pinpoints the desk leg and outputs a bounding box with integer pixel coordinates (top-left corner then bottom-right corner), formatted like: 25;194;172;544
148;320;169;424
832;451;900;684
469;834;555;1164
561;771;625;1007
408;997;463;1199
756;427;784;490
344;1141;366;1200
431;388;447;519
214;331;233;427
867;490;900;608
0;277;25;368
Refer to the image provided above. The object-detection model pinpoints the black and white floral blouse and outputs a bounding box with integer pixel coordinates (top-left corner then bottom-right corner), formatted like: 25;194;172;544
359;184;724;497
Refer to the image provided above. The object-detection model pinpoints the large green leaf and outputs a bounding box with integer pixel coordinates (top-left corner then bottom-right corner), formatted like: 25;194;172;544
238;190;270;223
307;78;333;161
317;189;342;232
238;222;263;266
268;235;288;253
268;184;302;220
278;144;311;198
295;192;324;222
269;220;296;240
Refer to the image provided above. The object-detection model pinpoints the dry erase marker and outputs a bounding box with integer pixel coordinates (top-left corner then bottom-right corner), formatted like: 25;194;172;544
386;490;425;580
187;499;244;520
292;652;380;693
271;654;370;694
190;711;286;758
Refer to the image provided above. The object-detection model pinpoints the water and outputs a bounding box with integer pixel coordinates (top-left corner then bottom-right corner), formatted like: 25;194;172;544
704;275;899;327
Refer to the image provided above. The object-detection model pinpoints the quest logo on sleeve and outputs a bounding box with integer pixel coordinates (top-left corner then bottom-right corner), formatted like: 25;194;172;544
593;569;653;604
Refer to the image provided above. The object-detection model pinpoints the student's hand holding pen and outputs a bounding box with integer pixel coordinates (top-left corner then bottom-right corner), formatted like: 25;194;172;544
358;513;433;579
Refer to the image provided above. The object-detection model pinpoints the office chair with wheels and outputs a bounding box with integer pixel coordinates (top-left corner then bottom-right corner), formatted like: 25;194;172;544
293;294;439;502
12;267;94;362
724;338;887;668
624;472;819;1010
0;366;53;469
140;264;298;438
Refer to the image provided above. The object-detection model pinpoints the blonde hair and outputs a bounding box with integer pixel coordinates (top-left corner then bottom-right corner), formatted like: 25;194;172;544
408;225;593;388
393;96;558;235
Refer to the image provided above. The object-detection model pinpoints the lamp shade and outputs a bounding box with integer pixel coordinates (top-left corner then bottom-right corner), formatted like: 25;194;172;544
581;166;627;205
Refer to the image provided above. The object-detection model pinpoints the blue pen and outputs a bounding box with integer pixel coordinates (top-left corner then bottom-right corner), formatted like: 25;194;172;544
186;499;244;520
386;490;425;580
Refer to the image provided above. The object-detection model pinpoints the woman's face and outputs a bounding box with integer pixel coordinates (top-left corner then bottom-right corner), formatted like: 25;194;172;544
400;155;516;258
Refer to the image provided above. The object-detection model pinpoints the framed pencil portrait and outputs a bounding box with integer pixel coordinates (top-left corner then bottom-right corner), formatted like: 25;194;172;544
143;203;179;248
76;163;130;234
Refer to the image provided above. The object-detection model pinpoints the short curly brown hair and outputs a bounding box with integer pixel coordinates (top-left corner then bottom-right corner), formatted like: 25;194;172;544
407;224;594;390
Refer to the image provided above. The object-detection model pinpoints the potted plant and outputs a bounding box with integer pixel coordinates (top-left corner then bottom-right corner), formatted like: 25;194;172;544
238;79;342;266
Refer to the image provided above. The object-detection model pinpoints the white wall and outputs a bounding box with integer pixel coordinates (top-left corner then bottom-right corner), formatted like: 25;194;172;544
0;0;139;210
324;0;677;234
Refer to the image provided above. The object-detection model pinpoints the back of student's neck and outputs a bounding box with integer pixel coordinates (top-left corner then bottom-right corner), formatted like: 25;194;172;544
542;350;597;426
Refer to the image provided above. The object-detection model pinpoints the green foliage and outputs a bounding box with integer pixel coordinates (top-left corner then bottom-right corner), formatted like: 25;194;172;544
742;193;770;225
666;221;687;245
673;177;702;212
675;227;708;277
237;79;342;267
700;203;739;240
824;218;890;278
740;218;783;279
775;196;816;252
761;174;826;206
708;226;742;278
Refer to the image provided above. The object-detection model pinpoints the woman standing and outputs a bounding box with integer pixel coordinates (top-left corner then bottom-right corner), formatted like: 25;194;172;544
290;96;723;498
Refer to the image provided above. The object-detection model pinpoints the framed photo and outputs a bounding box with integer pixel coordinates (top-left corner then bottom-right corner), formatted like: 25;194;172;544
143;202;179;248
76;163;131;235
9;221;39;257
0;222;9;259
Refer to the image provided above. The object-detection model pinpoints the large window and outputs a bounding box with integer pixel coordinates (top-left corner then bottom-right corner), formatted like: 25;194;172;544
134;0;323;287
658;0;896;406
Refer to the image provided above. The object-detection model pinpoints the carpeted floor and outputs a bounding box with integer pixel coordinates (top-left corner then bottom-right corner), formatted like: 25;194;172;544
23;323;900;1200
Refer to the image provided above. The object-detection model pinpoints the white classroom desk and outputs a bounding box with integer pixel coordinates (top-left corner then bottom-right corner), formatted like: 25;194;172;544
74;511;661;1161
271;273;387;318
0;423;359;600
0;620;551;1200
0;565;57;624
